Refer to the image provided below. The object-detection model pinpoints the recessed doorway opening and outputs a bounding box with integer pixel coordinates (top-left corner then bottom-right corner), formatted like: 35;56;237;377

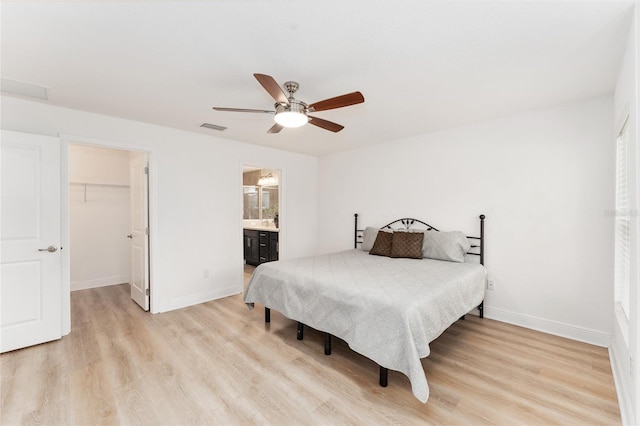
68;143;151;312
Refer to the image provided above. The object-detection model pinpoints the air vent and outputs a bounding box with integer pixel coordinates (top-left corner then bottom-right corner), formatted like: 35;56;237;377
1;78;49;100
200;123;227;131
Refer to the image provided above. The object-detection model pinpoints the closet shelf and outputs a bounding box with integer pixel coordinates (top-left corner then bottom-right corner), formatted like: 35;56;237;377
70;182;129;203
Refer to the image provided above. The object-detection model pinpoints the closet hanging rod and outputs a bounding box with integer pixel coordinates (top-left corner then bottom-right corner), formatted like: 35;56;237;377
70;182;130;203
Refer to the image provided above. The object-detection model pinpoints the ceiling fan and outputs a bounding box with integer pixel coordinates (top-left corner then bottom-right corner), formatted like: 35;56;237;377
213;73;364;133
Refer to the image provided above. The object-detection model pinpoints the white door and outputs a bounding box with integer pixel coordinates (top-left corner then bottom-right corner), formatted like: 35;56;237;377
1;130;62;353
129;152;149;311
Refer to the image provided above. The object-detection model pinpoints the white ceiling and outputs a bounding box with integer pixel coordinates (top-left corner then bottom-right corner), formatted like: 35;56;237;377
1;1;635;156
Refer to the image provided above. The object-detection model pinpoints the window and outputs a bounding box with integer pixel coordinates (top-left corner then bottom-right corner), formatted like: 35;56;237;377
614;115;630;321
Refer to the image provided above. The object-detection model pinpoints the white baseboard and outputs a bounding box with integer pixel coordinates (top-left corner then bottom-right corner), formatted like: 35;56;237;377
484;306;610;347
71;275;129;291
156;285;241;313
609;345;635;426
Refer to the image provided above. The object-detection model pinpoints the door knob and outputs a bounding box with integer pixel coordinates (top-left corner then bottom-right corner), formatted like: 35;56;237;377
127;234;133;239
38;245;58;253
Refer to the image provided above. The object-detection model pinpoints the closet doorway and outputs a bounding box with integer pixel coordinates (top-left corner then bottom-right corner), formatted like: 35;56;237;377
69;144;150;311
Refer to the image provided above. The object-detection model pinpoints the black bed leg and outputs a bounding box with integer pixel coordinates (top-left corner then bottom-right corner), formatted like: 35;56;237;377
265;307;270;323
479;301;484;319
324;333;332;355
379;366;388;387
297;322;304;340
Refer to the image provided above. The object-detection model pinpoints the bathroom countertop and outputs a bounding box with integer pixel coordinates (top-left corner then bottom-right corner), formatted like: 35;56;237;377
243;226;279;232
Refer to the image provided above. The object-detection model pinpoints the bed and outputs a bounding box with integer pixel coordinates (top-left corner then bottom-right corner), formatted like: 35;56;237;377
243;214;486;402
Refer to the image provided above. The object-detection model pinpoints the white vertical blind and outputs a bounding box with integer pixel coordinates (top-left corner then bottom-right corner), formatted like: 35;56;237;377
614;116;630;320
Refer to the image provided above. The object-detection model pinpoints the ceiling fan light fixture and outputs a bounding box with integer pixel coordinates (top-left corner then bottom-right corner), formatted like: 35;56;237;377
274;101;308;128
274;111;308;128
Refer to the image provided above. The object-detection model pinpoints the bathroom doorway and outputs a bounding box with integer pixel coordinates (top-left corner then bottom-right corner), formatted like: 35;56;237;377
242;166;281;285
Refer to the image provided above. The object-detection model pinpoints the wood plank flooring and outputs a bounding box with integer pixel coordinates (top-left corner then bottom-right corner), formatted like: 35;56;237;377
1;282;621;425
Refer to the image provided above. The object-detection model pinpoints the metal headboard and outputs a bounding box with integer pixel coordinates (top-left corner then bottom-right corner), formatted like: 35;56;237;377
354;213;486;265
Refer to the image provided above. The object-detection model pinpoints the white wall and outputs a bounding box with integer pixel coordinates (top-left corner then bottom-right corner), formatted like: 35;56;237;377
1;96;318;320
69;144;130;291
317;95;614;347
611;3;639;425
69;144;130;185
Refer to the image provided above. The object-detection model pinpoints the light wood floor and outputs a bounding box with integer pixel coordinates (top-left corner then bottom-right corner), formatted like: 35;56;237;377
1;281;621;425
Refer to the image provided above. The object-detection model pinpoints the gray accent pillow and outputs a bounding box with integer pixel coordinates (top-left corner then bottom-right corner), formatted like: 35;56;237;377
361;227;380;251
422;231;471;263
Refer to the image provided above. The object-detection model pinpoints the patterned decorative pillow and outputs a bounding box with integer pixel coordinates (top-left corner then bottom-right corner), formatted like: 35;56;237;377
390;231;424;259
369;230;393;257
422;231;471;262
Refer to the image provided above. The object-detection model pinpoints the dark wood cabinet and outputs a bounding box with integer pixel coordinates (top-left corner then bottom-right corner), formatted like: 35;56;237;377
244;229;278;266
244;229;260;266
269;232;279;262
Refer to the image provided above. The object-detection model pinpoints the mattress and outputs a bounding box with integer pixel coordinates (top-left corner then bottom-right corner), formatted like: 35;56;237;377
243;248;486;402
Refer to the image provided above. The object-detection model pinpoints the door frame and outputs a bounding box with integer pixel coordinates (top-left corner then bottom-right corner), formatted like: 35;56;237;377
59;134;159;334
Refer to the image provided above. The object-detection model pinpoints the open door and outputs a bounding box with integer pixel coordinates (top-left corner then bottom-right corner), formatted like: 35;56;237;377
1;130;62;352
128;152;149;311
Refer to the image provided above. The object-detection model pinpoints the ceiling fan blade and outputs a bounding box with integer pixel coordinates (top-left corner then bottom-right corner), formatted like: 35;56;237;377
308;91;364;112
213;107;274;114
267;123;284;134
308;116;344;133
254;73;289;105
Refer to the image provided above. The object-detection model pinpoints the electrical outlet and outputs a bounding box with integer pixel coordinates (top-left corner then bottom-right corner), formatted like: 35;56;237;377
203;269;210;279
487;280;496;291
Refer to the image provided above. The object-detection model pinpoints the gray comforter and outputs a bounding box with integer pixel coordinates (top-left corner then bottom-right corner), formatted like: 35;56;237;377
244;249;486;402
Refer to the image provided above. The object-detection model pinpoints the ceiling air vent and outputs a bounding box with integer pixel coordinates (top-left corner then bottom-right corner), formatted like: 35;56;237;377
1;78;48;100
200;123;227;131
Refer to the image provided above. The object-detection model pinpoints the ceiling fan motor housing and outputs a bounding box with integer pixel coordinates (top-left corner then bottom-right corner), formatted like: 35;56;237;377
276;100;307;115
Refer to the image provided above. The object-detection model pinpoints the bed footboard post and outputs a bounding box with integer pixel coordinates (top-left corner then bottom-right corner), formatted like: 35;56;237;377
324;333;332;355
379;367;388;387
354;213;359;249
265;307;270;323
479;215;486;320
479;214;485;266
297;322;304;340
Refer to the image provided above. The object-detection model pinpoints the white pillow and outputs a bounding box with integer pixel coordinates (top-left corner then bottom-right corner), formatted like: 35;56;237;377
422;231;471;262
361;227;391;251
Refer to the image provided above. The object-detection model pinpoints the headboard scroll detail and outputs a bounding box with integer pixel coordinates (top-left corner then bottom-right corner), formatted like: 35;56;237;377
381;218;438;232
